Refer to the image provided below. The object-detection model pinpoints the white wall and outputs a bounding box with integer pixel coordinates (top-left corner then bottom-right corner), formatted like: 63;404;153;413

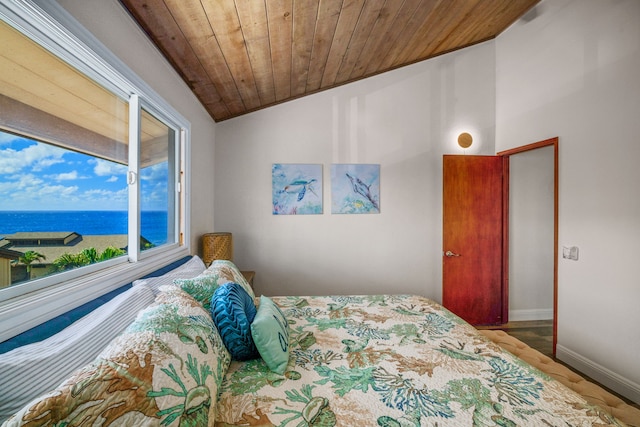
509;146;554;321
215;42;496;300
56;0;217;253
496;0;640;401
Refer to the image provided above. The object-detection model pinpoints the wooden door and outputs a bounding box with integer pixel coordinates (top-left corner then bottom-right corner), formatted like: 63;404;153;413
443;155;504;325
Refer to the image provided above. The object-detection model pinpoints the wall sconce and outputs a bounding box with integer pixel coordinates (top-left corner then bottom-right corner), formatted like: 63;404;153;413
457;132;473;149
202;232;233;266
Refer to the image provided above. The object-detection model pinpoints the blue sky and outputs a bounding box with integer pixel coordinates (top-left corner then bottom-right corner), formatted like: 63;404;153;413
0;131;168;211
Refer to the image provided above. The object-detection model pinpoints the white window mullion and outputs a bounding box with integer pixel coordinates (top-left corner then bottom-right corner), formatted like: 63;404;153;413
128;93;141;262
179;128;187;246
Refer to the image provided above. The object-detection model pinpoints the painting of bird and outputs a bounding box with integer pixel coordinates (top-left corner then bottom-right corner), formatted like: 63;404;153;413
331;164;380;214
346;173;379;211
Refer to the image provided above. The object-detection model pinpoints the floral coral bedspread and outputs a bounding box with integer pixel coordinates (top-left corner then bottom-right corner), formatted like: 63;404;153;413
216;295;623;426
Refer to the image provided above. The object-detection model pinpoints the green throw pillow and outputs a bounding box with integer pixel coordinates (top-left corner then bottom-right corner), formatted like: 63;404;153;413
174;274;221;310
206;260;255;299
250;296;290;374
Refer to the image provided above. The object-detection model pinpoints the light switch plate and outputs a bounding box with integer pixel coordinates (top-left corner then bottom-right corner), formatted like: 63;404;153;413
562;246;579;260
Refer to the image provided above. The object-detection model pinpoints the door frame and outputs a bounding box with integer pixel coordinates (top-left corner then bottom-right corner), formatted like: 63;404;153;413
498;137;559;355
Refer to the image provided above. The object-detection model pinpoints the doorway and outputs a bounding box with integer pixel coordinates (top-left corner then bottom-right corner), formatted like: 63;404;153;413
442;138;559;353
499;137;558;354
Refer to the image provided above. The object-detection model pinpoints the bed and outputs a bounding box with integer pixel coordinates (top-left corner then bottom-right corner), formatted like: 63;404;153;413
215;294;625;426
0;259;629;426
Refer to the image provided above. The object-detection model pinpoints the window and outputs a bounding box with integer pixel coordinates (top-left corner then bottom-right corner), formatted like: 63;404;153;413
139;108;177;251
0;0;190;339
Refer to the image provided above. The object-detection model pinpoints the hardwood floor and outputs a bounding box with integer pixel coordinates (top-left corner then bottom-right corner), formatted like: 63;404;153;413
477;320;640;409
478;320;554;357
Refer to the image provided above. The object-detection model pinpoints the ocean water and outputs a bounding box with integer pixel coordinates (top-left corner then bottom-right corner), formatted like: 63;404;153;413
0;211;168;245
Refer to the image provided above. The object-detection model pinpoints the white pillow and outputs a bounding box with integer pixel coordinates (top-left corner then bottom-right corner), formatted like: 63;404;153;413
0;285;155;424
132;255;206;295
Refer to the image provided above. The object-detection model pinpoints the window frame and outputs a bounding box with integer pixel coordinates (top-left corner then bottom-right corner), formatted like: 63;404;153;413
0;0;192;342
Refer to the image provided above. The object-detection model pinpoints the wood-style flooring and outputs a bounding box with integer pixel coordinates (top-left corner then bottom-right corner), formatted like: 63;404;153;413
477;320;554;357
477;320;640;409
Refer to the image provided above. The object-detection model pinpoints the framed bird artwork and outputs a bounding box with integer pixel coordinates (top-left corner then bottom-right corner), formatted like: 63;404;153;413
272;164;323;215
331;164;380;214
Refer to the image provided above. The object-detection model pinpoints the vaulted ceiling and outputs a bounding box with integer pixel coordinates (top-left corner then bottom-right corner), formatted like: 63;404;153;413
119;0;539;122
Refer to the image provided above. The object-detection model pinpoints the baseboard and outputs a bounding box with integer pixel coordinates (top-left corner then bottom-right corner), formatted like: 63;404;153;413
556;344;640;404
508;308;553;321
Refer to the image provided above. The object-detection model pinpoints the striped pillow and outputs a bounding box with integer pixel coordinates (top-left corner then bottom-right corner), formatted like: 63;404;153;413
132;255;206;295
0;285;155;424
3;286;230;427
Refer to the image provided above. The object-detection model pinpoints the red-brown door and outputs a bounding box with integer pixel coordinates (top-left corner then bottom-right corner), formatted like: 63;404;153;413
443;155;504;325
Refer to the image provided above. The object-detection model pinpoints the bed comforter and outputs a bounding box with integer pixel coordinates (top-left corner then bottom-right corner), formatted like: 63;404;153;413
2;288;626;426
216;294;624;426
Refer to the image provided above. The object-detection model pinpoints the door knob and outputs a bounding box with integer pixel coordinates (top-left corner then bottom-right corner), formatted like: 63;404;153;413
445;250;460;257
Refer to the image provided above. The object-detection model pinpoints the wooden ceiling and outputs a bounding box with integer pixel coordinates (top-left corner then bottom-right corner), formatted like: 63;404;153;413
119;0;539;122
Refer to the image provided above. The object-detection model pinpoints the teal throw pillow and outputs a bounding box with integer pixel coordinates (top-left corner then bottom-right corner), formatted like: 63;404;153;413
210;282;259;361
250;296;290;374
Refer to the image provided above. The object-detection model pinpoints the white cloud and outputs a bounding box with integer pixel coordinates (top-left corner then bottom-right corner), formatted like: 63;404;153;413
0;173;81;210
45;170;79;181
0;174;130;210
140;162;167;181
0;143;66;174
31;157;65;172
5;173;44;191
38;183;80;197
0;132;18;145
93;158;127;176
83;187;128;206
0;138;131;210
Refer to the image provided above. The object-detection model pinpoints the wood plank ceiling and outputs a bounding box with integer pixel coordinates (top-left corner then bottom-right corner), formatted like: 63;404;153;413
119;0;539;122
